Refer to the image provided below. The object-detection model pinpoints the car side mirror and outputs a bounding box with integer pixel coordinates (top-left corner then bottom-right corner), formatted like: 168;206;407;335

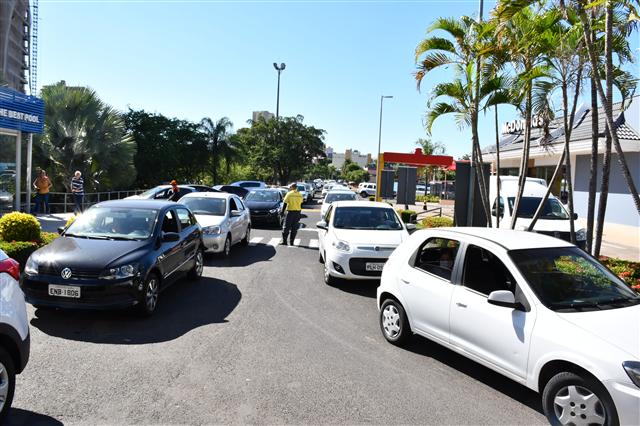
57;226;65;235
572;213;578;220
487;290;522;310
161;232;180;242
231;210;241;217
316;221;328;230
406;223;417;231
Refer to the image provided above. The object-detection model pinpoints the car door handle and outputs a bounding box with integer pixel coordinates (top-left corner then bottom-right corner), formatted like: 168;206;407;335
400;278;410;284
456;302;467;308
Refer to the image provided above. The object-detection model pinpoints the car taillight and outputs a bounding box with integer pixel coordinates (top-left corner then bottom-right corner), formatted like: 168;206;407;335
0;258;20;281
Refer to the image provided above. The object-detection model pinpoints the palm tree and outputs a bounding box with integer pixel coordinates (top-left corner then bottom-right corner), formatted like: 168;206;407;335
199;117;236;185
415;138;446;195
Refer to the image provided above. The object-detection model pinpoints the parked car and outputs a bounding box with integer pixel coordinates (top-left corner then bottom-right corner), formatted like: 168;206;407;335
179;192;251;256
212;185;250;199
377;227;640;426
317;201;412;285
321;183;336;197
126;185;197;200
21;200;204;315
186;184;216;192
304;182;316;200
230;180;267;189
244;189;284;227
276;187;289;199
0;250;30;421
320;189;357;218
358;182;376;198
490;176;587;249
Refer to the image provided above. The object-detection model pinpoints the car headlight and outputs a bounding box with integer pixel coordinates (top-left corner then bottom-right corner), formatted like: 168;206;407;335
100;263;140;280
576;228;587;241
203;225;221;235
24;256;38;275
623;361;640;388
269;208;279;214
332;240;351;252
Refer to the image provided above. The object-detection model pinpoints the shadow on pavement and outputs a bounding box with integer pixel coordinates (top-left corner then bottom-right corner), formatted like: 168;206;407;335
402;337;543;414
328;279;379;299
5;408;63;426
206;244;276;268
29;277;240;345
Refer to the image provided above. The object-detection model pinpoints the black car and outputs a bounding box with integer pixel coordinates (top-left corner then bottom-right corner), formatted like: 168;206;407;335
21;200;204;315
212;185;250;199
244;189;284;226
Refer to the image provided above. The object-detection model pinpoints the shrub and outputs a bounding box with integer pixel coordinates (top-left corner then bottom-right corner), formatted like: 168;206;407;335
40;231;59;246
416;194;440;203
0;212;41;242
398;209;416;223
421;216;453;228
368;196;375;201
0;240;39;268
65;215;77;228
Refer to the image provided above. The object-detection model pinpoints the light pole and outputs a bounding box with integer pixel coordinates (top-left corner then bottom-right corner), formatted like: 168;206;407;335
273;62;286;118
375;95;393;201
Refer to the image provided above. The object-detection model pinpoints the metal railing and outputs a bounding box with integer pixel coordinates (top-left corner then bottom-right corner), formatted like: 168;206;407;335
13;190;146;214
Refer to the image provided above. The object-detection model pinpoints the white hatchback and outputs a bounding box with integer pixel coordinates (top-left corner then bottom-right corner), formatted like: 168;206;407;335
317;201;411;285
377;227;640;426
320;189;357;218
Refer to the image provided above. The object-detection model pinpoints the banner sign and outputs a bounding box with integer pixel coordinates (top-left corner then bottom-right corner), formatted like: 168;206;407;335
0;87;45;134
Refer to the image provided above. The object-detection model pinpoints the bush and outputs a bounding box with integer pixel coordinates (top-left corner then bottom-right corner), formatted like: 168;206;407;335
40;231;59;246
0;212;41;242
65;215;77;228
368;196;375;201
398;209;416;223
0;240;39;267
421;216;453;228
416;194;440;203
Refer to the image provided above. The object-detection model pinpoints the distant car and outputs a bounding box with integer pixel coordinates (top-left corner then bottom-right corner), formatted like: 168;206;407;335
377;227;640;426
21;200;204;315
0;249;30;422
231;180;267;189
126;185;196;200
295;183;310;204
276;187;288;199
321;183;335;197
179;192;251;256
0;190;13;211
320;189;357;217
185;184;216;192
358;183;377;198
245;189;285;227
317;201;411;285
212;185;250;199
303;183;315;202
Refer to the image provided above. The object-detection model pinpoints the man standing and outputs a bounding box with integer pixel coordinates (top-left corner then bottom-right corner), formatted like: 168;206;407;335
33;170;52;214
71;171;84;214
282;182;303;245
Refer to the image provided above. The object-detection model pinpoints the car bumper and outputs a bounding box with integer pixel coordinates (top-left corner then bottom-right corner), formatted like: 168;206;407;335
249;212;280;223
202;232;229;253
324;249;393;280
21;274;144;310
604;379;640;425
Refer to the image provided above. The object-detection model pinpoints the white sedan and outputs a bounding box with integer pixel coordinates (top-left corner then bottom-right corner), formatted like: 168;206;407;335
317;201;412;285
320;189;357;217
179;192;251;256
377;227;640;426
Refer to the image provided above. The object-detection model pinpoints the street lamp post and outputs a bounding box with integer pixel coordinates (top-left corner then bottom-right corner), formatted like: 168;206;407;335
273;62;286;118
375;95;393;201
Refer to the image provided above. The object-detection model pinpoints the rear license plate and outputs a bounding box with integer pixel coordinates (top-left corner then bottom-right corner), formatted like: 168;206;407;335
365;262;385;272
48;284;81;298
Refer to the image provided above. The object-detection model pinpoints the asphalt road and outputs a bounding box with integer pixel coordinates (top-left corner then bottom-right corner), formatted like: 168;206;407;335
8;198;547;425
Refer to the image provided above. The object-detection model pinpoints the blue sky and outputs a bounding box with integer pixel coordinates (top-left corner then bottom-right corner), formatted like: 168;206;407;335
39;0;639;161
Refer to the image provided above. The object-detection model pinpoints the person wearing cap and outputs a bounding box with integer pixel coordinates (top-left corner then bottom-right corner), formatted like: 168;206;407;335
169;180;181;202
281;182;304;245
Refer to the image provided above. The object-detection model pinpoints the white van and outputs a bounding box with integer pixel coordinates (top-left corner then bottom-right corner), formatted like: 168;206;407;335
358;183;377;197
490;176;587;248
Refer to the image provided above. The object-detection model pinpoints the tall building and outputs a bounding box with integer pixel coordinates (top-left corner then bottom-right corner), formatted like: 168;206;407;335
0;0;30;94
330;148;372;169
252;111;275;122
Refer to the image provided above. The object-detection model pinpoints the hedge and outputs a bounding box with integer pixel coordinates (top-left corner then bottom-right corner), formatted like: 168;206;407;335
421;216;453;228
397;210;416;223
416;194;440;203
0;240;39;267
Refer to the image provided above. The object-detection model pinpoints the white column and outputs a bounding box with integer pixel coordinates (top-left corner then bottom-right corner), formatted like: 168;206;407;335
26;133;32;213
15;132;21;211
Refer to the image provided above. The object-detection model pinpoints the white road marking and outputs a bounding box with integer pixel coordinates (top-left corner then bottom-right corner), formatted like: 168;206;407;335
268;238;281;247
293;239;301;246
298;228;318;232
308;239;319;248
249;237;263;245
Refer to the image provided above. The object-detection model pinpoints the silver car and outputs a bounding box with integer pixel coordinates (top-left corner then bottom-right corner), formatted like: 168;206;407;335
179;192;251;256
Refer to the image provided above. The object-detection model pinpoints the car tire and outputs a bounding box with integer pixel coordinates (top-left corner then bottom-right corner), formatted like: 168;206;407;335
241;226;251;246
188;249;204;280
380;299;411;346
542;371;618;426
323;262;337;285
0;346;15;423
137;273;160;316
360;191;368;198
318;251;324;264
221;235;231;257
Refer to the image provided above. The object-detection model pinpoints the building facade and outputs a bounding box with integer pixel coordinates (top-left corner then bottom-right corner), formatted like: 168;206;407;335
252;111;274;122
482;96;640;227
0;0;30;94
330;148;372;169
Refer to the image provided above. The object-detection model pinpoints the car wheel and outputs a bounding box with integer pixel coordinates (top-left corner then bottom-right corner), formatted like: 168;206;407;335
380;299;411;346
318;250;325;264
542;372;617;426
323;262;337;285
0;346;15;422
188;249;204;280
241;226;251;246
137;273;160;316
360;191;368;198
222;235;231;257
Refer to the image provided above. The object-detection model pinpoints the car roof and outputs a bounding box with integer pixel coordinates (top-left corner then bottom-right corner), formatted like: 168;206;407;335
332;201;392;208
326;189;355;194
180;192;234;199
94;199;177;209
417;227;574;250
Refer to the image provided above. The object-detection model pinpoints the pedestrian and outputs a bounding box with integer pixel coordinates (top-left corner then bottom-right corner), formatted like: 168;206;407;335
71;170;84;214
281;182;303;245
33;169;52;214
169;180;181;202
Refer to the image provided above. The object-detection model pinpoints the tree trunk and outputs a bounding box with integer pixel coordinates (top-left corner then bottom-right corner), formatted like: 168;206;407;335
586;76;598;254
494;105;501;228
473;51;492;226
511;86;533;229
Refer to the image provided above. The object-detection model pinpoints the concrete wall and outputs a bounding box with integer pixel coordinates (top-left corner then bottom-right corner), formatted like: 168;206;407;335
574;152;640;226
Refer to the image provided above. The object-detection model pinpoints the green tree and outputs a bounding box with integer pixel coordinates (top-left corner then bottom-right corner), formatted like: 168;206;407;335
199;117;236;185
415;138;446;195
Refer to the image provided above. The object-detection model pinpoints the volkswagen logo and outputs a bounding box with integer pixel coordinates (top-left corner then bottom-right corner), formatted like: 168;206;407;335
374;246;380;252
61;268;72;279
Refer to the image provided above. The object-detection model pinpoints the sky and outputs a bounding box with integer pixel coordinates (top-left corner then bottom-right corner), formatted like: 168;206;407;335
38;0;639;161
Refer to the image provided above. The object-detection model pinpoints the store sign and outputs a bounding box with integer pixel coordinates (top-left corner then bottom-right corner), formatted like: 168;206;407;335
0;87;44;134
502;115;544;134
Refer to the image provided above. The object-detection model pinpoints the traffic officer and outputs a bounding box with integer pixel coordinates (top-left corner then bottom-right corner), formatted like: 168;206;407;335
282;182;303;245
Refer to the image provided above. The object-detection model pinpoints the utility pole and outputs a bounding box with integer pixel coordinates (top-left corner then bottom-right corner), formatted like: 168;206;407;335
375;95;393;201
273;62;286;118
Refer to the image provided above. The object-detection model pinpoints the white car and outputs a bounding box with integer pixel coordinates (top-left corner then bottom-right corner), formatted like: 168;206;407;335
320;189;357;218
179;192;251;256
377;227;640;426
317;201;412;285
321;183;336;197
0;249;30;421
358;182;377;198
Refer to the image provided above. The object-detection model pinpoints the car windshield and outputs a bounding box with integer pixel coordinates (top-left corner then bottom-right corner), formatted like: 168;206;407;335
325;193;356;203
509;247;640;311
138;187;164;198
297;185;306;192
240;182;261;188
246;190;279;202
507;197;570;219
333;206;402;230
181;198;226;216
65;206;158;240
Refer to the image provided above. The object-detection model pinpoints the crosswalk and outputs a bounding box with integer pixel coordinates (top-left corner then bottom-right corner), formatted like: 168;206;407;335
249;236;319;249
